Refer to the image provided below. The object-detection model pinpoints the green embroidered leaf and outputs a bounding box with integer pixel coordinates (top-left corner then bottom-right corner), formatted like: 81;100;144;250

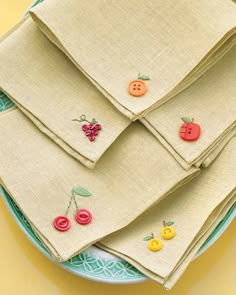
166;221;174;226
91;118;98;124
72;187;92;197
138;73;150;80
143;236;153;241
181;117;192;123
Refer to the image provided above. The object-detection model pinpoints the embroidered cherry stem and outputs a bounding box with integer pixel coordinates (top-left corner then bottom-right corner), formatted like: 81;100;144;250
163;221;166;227
151;232;154;239
64;187;91;216
72;114;97;124
65;193;79;216
72;193;79;211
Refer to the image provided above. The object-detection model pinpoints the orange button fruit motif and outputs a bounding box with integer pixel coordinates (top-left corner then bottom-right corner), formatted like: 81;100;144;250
143;233;163;252
128;80;147;97
179;117;201;141
160;221;175;240
128;73;150;97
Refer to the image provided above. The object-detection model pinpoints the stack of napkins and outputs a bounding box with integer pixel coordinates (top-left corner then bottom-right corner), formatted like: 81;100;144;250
0;0;235;289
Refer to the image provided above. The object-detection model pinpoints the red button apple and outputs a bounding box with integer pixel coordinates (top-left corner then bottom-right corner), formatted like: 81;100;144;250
179;117;201;141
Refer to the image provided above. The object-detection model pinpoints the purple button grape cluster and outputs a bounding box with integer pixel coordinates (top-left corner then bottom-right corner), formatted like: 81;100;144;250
81;123;102;141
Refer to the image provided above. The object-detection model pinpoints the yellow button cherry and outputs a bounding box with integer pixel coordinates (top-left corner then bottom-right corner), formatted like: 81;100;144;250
147;238;162;252
143;233;162;252
161;221;175;240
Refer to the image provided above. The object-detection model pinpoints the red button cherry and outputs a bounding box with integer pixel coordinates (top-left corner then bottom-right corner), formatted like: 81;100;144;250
53;216;71;232
179;117;201;141
53;187;92;232
75;209;92;225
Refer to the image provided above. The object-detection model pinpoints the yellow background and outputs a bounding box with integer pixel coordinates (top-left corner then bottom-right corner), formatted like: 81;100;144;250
0;1;235;294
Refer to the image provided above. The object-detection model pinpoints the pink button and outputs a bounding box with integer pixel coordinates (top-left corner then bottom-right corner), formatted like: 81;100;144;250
88;135;95;141
91;129;98;136
81;124;88;131
75;209;92;225
88;124;95;130
53;216;71;232
95;124;102;130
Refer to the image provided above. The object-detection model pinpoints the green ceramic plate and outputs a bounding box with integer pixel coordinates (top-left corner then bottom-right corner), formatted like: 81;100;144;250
0;0;235;284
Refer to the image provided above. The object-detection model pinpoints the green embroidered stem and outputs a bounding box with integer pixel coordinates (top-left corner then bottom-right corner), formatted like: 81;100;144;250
65;193;79;216
72;193;79;211
72;114;97;124
65;187;92;216
138;73;150;81
163;221;166;227
65;194;74;216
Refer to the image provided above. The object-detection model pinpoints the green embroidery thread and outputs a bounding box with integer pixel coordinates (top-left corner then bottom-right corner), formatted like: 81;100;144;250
72;114;97;124
73;115;102;142
53;187;92;231
138;73;150;81
181;117;193;123
163;220;174;227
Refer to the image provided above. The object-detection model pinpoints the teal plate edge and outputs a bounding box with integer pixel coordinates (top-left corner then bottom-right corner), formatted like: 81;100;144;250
0;0;236;284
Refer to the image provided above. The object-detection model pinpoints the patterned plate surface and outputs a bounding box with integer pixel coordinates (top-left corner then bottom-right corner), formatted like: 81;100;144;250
0;0;235;284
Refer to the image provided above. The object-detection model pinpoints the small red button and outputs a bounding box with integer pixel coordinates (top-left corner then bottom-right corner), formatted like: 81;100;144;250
179;118;201;141
95;124;102;130
53;216;71;232
81;124;88;131
88;135;95;141
75;209;92;225
128;80;147;97
88;124;95;130
91;129;98;136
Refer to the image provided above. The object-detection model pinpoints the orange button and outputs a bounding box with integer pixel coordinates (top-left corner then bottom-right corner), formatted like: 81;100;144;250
128;80;147;97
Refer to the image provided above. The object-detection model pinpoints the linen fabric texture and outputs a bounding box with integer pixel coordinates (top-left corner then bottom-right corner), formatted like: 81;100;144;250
0;108;198;262
30;0;236;119
0;18;130;169
0;15;235;172
142;46;236;169
98;138;236;289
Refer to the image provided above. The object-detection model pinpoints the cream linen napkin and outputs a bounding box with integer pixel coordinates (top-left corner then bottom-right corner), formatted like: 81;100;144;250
0;17;130;169
141;46;236;170
30;0;236;120
98;138;236;289
0;109;199;262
